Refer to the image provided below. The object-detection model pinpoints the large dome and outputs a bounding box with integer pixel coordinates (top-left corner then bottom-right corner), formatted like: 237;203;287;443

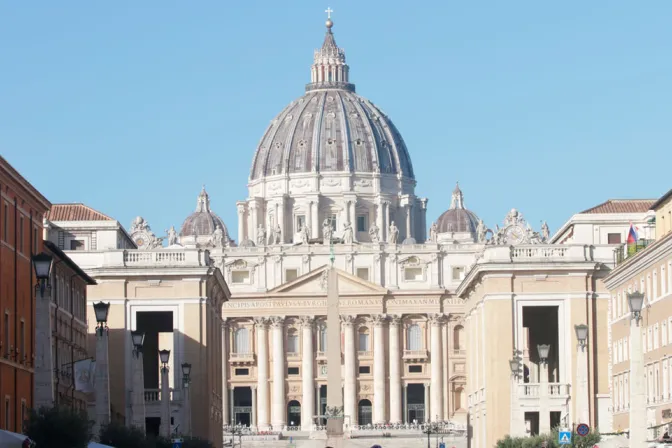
180;187;229;238
435;184;481;234
249;20;414;182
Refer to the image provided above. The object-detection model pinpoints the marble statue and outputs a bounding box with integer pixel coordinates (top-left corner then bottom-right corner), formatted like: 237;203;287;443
299;224;310;244
541;221;550;242
322;218;333;245
428;222;438;242
476;219;487;243
213;225;224;248
368;223;380;243
257;224;266;246
388;221;399;244
342;221;353;244
166;226;178;246
274;224;282;245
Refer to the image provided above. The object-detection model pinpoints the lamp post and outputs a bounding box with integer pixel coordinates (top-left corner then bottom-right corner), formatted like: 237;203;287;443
509;357;523;436
537;344;551;435
32;253;55;409
574;324;590;426
159;349;171;437
92;301;111;438
181;362;192;436
628;292;646;447
130;331;146;430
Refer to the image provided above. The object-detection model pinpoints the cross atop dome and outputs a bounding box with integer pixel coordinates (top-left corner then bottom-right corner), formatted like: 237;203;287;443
196;185;211;213
450;182;465;210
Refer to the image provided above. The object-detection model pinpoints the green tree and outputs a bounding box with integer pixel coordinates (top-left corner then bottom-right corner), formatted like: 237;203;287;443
25;406;92;448
496;428;600;448
99;421;149;448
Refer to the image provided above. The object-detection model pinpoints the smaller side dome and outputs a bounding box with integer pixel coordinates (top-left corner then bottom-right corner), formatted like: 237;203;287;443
435;183;480;234
179;186;231;248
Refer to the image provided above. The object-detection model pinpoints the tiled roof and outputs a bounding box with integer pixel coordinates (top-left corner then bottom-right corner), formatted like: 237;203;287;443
581;199;656;214
45;203;114;222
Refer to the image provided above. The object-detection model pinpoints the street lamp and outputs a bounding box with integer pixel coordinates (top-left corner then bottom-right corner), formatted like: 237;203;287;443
628;291;645;325
181;362;192;387
31;252;53;297
159;349;171;370
574;324;589;348
537;344;551;364
131;331;145;357
93;302;110;336
509;358;520;377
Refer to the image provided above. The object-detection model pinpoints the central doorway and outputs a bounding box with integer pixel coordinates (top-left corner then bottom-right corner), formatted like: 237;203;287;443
233;387;252;427
357;399;372;426
407;383;426;423
287;400;301;428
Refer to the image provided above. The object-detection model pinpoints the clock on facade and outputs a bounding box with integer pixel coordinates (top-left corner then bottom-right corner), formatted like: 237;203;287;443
504;225;526;245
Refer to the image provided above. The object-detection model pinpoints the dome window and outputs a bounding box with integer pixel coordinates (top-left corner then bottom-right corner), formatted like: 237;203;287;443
327;138;334;146
355;139;363;146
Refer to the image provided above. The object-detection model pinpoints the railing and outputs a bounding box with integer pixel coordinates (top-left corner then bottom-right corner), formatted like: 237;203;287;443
358;350;373;357
615;240;655;266
144;388;177;403
518;383;570;398
511;247;568;260
286;351;300;359
403;350;428;359
230;352;255;362
452;349;466;356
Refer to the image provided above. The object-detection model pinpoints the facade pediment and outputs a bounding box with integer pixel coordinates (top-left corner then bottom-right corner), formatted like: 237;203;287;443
268;264;388;295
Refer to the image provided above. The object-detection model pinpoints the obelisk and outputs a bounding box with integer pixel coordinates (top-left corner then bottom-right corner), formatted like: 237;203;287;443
325;266;344;447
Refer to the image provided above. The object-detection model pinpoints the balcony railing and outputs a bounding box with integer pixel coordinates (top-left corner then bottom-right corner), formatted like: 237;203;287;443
453;349;466;356
518;383;570;398
358;350;373;357
144;388;179;403
230;352;255;363
403;350;428;360
615;240;655;266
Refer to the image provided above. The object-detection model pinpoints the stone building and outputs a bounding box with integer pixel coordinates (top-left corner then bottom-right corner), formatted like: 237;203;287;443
0;155;51;433
605;189;672;438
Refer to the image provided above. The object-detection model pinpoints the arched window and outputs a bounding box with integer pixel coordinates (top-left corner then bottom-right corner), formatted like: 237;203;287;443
234;328;250;354
319;323;328;351
287;328;299;354
358;399;372;426
358;327;370;352
407;324;421;351
453;325;465;350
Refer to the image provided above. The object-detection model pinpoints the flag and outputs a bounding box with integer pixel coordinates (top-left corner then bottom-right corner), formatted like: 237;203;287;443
74;359;95;393
627;223;638;245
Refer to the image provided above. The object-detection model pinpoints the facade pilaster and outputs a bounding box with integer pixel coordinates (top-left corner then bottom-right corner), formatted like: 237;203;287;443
236;202;246;244
254;317;270;429
300;317;315;430
222;320;229;426
270;316;286;429
429;314;444;421
277;196;286;243
424;382;430;422
342;315;357;424
372;314;387;424
251;386;258;428
406;204;413;240
388;315;402;424
311;197;319;238
420;198;428;242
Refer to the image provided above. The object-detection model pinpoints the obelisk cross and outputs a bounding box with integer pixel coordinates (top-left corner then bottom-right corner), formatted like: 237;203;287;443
325;7;334;19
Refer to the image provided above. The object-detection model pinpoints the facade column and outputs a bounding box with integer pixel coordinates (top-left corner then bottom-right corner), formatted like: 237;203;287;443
349;200;357;242
300;317;315;431
270;316;286;430
420;198;428;242
372;314;387;424
93;322;111;437
277;196;286;243
34;283;54;409
251;386;257;428
311;198;319;238
229;387;235;425
342;315;357;424
306;200;313;240
424;382;430;422
376;200;384;242
406;204;413;240
250;202;259;244
254;318;270;430
384;201;391;242
429;314;444;421
236;203;246;244
222;321;229;427
388;316;402;424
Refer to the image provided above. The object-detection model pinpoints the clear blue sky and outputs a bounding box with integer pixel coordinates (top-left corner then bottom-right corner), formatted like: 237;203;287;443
2;1;670;239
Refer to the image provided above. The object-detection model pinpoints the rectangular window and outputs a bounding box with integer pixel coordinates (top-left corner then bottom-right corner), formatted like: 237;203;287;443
234;368;249;376
328;214;337;230
4;313;9;357
19;216;23;253
358;366;371;374
287;367;300;376
654;324;660;350
452;266;465;281
70;240;85;250
404;267;423;281
3;204;7;241
20;320;25;361
20;400;26;431
408;365;422;373
231;270;250;284
285;269;298;282
295;215;306;233
356;268;369;281
356;215;367;232
607;233;622;244
4;396;9;429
